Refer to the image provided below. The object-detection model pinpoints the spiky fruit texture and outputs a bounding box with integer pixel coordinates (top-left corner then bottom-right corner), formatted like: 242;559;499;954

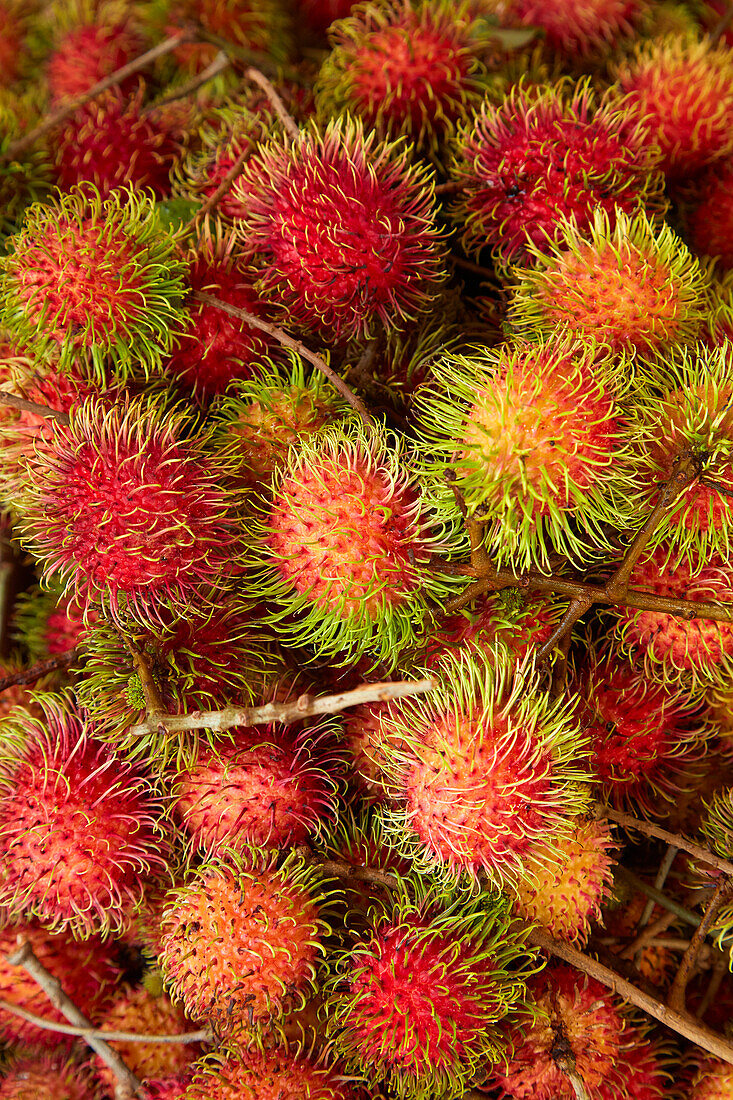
140;1075;194;1100
0;185;187;376
449;77;663;262
598;1024;672;1100
0;1051;97;1100
249;422;458;667
612;544;733;686
163;234;277;399
54;87;183;200
614;33;733;178
315;0;490;148
317;807;413;911
513;817;616;944
0;922;120;1046
170;722;339;851
185;1046;355;1100
0;92;52;240
491;965;625;1100
576;652;707;816
415;336;636;570
424;591;561;668
378;647;591;886
159;0;291;73
687;160;733;269
690;1056;733;1099
342;700;399;803
326;888;533;1098
507;209;709;355
214;356;347;492
0;2;24;86
158;850;329;1034
46;16;144;102
506;0;645;58
701;786;733;859
15;396;243;627
0;694;167;937
234;118;446;340
95;986;200;1091
11;586;92;660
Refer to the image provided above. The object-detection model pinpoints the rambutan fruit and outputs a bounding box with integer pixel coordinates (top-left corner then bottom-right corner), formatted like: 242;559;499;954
169;720;340;851
489;964;627;1100
93;985;201;1092
507;208;710;355
314;0;492;150
13;394;244;627
158;848;331;1036
325;883;535;1098
448;76;664;263
598;1022;675;1100
686;159;733;270
233;117;447;341
503;0;647;60
414;335;638;571
0;1050;99;1100
45;6;146;102
0;692;168;937
139;1074;194;1099
611;543;733;687
689;1055;733;1099
0;91;51;242
341;699;401;804
53;86;185;200
11;584;93;660
212;355;348;493
612;32;733;178
0;921;121;1046
246;420;460;668
153;0;292;74
0;185;188;377
701;785;733;859
512;816;616;945
315;806;412;913
378;646;592;887
184;1044;357;1100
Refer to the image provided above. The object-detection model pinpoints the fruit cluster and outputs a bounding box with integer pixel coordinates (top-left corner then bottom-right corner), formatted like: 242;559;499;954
0;0;732;1098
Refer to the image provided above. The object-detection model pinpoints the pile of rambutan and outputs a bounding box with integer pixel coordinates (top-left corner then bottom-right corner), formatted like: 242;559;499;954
2;2;733;1098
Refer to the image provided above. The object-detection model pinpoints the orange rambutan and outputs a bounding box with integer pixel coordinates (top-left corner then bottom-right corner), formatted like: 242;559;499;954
0;1050;99;1100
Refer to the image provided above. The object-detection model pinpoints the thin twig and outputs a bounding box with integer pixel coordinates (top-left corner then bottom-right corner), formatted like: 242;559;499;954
620;908;680;961
0;390;70;426
319;859;401;891
194;291;374;426
147;50;230;111
603;806;733;878
667;877;733;1014
0;650;78;693
639;845;679;933
0;998;211;1043
127;677;434;738
697;952;728;1020
2;32;195;163
187;142;252;228
244;66;299;140
121;635;165;717
536;594;594;663
615;865;711;930
7;940;142;1099
526;925;733;1065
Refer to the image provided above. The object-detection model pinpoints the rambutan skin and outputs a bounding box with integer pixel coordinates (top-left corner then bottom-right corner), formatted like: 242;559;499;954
233;118;447;340
46;17;145;102
185;1045;357;1100
506;0;646;59
0;1050;99;1100
686;159;733;268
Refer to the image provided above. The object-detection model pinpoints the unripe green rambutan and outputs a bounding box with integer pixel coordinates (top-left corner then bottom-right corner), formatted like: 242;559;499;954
13;394;245;628
0;692;168;937
158;848;331;1037
414;336;638;571
0;921;121;1046
448;76;664;262
0;185;188;378
504;0;647;60
325;883;536;1098
378;646;592;887
612;32;733;178
184;1044;357;1100
0;1050;99;1100
314;0;492;150
233;117;447;341
507;208;710;355
245;420;461;668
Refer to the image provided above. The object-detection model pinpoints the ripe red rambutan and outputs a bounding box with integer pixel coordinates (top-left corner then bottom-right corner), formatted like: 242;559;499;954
378;647;591;887
46;14;145;102
612;32;733;178
15;395;244;627
506;0;646;59
0;1050;99;1100
137;1074;194;1100
170;721;340;851
315;0;491;149
449;76;664;263
598;1022;674;1100
158;849;331;1035
689;1055;733;1099
0;185;188;376
326;885;535;1098
233;118;447;341
341;700;400;803
11;584;93;660
507;208;710;355
686;160;733;269
185;1044;357;1100
0;921;121;1046
0;693;168;937
423;590;563;668
53;86;184;200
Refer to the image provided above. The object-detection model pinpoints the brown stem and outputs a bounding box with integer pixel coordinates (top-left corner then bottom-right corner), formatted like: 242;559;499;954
319;859;401;891
619;908;681;961
0;390;70;426
525;925;733;1065
147;50;230;111
2;32;195;163
122;637;165;717
615;865;714;929
536;594;594;663
127;677;433;738
550;628;572;698
0;998;210;1043
697;952;728;1020
667;877;733;1014
244;66;299;141
602;805;733;877
194;291;374;427
7;940;142;1098
0;650;77;693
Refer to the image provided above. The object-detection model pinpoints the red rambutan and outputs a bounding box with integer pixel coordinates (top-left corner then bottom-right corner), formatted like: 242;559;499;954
0;693;168;937
689;1055;733;1099
46;14;145;103
233;117;447;340
423;590;563;669
11;585;93;660
506;0;647;60
184;1044;356;1100
686;159;733;269
0;1050;99;1100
